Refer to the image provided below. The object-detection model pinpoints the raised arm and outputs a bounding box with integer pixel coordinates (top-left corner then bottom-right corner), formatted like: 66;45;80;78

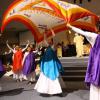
50;28;55;37
22;40;30;52
43;30;49;47
6;41;14;52
33;50;38;53
67;24;98;47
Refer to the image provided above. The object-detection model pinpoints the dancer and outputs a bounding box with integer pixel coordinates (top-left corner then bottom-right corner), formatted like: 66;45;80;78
67;24;99;100
22;46;36;84
6;41;29;82
34;29;63;95
74;33;84;57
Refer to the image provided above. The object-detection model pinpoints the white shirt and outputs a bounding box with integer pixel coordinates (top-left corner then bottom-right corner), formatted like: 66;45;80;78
70;26;98;47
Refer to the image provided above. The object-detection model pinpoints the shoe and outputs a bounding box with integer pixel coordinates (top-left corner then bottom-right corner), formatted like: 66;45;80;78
16;79;20;82
58;93;67;97
27;81;32;85
19;78;23;82
39;93;52;97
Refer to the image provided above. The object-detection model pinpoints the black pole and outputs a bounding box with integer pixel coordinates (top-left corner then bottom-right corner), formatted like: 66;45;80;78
79;0;83;4
74;0;77;3
88;0;91;2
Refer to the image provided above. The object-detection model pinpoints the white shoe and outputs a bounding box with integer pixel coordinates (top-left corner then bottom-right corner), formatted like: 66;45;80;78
19;78;23;82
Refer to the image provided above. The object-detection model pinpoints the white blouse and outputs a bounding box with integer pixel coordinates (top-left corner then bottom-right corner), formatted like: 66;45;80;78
69;26;98;47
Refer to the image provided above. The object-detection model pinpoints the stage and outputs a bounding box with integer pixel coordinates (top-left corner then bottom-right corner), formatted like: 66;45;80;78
0;76;89;100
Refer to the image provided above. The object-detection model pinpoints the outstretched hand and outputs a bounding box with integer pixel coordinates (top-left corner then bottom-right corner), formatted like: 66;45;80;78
27;40;30;44
66;23;71;27
50;28;53;31
50;28;55;37
6;40;8;44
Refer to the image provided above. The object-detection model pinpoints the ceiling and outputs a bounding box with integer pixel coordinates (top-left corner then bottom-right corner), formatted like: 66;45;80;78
0;0;100;33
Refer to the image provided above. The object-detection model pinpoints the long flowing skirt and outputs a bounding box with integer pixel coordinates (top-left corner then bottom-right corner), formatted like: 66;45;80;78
90;84;100;100
34;72;62;94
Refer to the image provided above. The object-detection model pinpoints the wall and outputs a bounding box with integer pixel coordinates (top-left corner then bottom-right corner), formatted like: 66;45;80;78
19;31;35;45
65;0;100;15
54;30;75;46
19;30;75;47
0;31;19;54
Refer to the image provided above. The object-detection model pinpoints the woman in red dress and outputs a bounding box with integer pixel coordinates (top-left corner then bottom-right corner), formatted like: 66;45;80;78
6;41;29;82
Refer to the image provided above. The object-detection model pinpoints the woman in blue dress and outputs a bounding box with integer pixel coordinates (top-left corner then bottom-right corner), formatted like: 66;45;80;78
34;29;63;95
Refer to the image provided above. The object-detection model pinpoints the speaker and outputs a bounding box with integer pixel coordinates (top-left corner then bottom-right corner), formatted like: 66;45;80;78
74;0;77;3
88;0;91;2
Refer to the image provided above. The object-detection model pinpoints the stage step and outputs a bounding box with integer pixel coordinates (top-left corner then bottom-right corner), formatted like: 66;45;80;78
60;56;88;82
63;70;86;76
62;76;85;81
59;56;88;62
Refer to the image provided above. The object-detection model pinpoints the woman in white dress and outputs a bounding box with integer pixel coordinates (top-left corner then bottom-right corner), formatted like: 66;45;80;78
67;24;100;100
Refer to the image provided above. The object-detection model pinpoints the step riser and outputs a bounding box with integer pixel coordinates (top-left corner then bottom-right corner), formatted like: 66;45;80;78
63;67;87;70
63;72;86;76
63;77;85;81
60;57;88;82
59;57;88;62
